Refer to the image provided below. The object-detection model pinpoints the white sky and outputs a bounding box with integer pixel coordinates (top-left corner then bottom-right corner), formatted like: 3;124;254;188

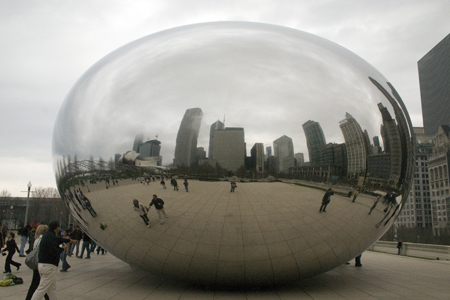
1;0;449;196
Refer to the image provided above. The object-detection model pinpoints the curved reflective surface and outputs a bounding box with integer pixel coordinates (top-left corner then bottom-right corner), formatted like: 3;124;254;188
53;22;414;287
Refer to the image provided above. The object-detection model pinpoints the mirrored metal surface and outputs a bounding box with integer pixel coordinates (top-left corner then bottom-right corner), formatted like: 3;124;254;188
53;21;414;287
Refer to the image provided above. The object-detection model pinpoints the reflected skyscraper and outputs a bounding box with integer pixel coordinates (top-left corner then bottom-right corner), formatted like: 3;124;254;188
251;143;265;172
209;120;224;160
302;120;326;165
132;134;144;153
418;34;450;136
174;108;203;167
378;103;402;185
273;135;294;173
294;153;304;166
210;127;245;171
339;113;367;178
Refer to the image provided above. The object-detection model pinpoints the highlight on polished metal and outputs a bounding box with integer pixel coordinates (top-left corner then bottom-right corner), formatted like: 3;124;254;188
53;21;414;287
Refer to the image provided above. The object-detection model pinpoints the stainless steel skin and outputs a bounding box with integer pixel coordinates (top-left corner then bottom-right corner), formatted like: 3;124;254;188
52;22;414;287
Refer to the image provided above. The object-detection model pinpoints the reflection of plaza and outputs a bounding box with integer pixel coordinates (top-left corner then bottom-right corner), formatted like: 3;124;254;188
65;178;389;286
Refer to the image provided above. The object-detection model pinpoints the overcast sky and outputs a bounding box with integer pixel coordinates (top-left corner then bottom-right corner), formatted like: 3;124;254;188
1;0;449;196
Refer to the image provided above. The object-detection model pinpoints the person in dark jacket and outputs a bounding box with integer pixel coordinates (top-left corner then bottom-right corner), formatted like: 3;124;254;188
319;188;334;213
77;231;92;259
30;220;75;300
19;224;31;257
1;232;21;273
149;194;168;224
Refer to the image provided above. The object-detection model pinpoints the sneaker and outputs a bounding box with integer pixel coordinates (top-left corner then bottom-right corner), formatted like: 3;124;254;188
17;264;21;271
19;255;26;257
60;269;67;272
85;257;90;259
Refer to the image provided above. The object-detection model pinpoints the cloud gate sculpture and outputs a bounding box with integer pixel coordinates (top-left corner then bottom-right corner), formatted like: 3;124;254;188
53;22;414;287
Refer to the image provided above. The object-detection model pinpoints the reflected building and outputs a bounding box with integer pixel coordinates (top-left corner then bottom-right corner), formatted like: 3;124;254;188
139;140;161;157
197;147;206;160
210;127;245;171
174;108;203;167
250;143;265;172
418;34;450;136
378;103;402;185
302;120;326;165
209;120;224;159
265;145;272;160
132;134;144;153
294;153;304;166
339;113;367;178
273;135;294;173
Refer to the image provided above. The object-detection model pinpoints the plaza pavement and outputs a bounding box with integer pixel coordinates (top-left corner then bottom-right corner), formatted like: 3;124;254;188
2;250;450;299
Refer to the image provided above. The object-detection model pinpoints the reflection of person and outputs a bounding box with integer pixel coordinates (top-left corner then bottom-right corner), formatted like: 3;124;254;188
183;179;189;192
230;181;237;193
369;196;380;215
133;199;150;227
319;188;334;212
2;232;21;273
397;239;403;255
149;194;168;225
25;225;49;300
31;220;75;300
352;188;360;202
355;254;362;267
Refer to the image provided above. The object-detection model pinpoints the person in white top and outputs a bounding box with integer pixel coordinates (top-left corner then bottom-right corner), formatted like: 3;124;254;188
25;225;49;300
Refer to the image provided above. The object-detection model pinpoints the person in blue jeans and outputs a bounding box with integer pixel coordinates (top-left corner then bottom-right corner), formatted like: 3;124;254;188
59;230;71;272
77;231;92;259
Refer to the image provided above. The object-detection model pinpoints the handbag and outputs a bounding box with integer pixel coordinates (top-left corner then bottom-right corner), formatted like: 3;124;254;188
25;246;39;270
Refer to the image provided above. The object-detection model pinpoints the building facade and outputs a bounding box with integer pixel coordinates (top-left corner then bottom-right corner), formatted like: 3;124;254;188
273;135;295;173
418;34;450;136
302;120;326;165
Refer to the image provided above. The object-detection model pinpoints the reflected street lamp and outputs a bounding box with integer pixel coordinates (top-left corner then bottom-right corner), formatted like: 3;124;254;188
24;181;32;226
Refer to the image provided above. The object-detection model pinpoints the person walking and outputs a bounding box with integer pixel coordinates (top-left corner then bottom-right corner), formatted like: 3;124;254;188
149;194;168;225
160;179;166;189
352;188;360;203
183;179;189;192
319;188;334;213
133;199;150;227
1;232;21;273
31;220;76;300
25;224;49;300
230;181;237;193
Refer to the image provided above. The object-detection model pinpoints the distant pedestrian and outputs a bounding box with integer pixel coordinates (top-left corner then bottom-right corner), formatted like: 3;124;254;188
60;230;71;272
183;179;189;192
77;231;92;259
352;188;360;203
160;179;166;189
397;239;403;255
230;181;237;193
173;179;179;191
355;254;362;267
369;196;380;215
319;188;334;212
149;194;168;225
19;224;31;257
133;199;150;227
1;232;21;273
26;227;36;254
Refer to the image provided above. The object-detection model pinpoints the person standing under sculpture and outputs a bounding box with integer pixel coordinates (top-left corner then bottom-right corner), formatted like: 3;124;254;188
68;226;82;257
77;231;92;259
31;220;76;300
319;188;334;212
149;194;168;225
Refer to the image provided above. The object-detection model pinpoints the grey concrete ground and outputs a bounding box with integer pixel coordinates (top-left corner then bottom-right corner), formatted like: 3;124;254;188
2;250;450;299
